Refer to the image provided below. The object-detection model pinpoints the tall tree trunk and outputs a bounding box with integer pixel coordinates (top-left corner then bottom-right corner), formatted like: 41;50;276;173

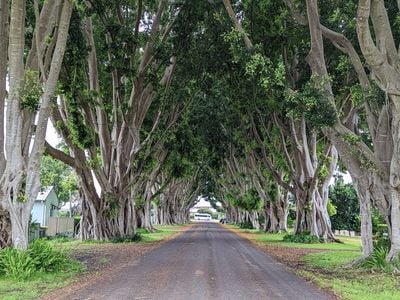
388;104;400;259
354;177;374;257
142;197;154;231
0;0;8;173
0;0;10;248
0;0;72;249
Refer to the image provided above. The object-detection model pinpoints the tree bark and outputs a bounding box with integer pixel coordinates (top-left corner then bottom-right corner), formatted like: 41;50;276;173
49;3;181;239
353;176;374;257
0;0;72;249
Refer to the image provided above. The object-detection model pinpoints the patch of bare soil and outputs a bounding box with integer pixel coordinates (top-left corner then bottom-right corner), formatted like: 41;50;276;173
258;245;323;267
41;225;192;300
226;227;323;268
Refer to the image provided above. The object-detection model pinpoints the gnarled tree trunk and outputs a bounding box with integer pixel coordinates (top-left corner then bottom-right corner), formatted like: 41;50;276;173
0;0;72;249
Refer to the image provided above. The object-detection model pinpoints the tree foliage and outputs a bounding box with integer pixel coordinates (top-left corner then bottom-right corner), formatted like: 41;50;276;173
40;153;78;204
329;177;360;232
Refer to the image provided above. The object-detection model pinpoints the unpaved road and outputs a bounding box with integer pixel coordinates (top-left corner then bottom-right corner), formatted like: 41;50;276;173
66;223;334;300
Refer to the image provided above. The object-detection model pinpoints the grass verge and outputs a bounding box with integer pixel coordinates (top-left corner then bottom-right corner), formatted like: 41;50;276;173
0;271;78;300
227;225;400;300
139;224;189;243
0;224;189;300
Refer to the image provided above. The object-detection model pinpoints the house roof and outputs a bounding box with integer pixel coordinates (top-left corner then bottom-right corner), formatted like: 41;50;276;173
36;186;54;201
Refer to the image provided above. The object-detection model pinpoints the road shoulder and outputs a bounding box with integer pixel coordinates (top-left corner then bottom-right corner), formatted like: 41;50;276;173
40;224;192;300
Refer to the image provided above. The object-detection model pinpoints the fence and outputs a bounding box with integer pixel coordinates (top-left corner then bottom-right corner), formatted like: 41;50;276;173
47;217;74;237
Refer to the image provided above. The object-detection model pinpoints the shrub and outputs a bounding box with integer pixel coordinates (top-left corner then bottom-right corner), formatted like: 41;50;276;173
392;256;400;271
238;221;253;229
0;248;36;280
371;210;386;234
287;216;295;228
257;214;265;225
28;239;71;272
110;232;142;243
359;244;400;273
373;224;390;249
283;232;320;244
329;179;360;231
0;240;81;280
362;246;392;272
287;207;296;228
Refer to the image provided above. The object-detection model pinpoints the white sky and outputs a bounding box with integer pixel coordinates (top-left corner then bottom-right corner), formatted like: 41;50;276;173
332;171;352;184
46;120;61;147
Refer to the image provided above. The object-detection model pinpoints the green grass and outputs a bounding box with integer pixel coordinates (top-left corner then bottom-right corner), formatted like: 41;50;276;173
139;224;188;243
45;238;85;250
232;226;362;251
299;270;400;300
43;225;186;248
45;224;187;248
303;251;361;269
0;270;78;300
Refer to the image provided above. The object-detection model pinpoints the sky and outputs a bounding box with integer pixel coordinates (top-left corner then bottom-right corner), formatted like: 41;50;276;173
46;120;61;147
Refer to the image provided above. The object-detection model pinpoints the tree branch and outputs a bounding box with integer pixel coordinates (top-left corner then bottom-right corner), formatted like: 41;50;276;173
222;0;253;50
44;142;75;168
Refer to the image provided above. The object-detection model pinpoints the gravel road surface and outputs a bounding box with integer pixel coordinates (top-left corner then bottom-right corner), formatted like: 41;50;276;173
67;222;334;300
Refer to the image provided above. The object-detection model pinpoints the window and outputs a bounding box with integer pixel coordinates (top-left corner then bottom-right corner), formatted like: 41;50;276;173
50;204;58;217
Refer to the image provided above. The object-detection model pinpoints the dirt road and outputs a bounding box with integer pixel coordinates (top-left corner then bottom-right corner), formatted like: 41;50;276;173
65;223;334;300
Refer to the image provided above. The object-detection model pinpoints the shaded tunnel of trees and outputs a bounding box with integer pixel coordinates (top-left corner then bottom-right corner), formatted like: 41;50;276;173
1;0;400;263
